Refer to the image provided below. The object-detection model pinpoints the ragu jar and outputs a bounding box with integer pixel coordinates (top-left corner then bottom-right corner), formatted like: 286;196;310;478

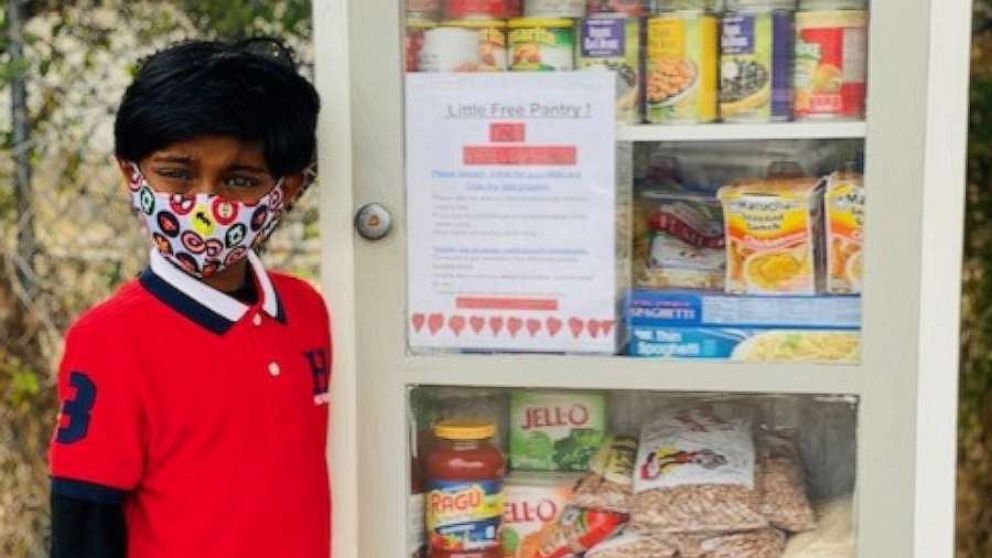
426;420;506;558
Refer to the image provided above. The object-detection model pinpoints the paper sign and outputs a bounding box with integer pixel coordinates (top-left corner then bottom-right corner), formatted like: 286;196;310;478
405;73;617;353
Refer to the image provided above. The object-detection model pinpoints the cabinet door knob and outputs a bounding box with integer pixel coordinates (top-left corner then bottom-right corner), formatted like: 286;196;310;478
354;203;393;241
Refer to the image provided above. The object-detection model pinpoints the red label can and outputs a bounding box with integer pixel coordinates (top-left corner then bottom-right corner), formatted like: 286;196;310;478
794;10;868;120
445;0;521;19
586;0;645;17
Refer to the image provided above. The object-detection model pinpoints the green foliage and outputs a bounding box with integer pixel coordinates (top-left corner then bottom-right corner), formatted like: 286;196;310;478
174;0;312;39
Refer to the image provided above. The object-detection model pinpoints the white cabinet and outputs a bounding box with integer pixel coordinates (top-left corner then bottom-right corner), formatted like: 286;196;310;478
312;0;972;556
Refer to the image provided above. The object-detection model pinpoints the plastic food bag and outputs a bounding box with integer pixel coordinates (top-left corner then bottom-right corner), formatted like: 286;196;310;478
570;436;637;514
781;497;855;558
678;528;786;558
630;405;768;533
533;507;628;558
756;435;817;533
585;529;679;558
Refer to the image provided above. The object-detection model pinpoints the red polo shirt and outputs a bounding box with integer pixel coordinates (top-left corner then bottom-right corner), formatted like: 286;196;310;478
49;250;331;558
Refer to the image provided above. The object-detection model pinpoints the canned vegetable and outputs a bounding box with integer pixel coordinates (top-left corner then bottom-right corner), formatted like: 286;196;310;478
646;12;719;124
586;0;647;16
794;9;867;120
577;14;642;124
508;18;576;71
418;27;483;72
720;8;795;121
526;0;587;17
447;20;509;71
405;20;437;72
445;0;522;19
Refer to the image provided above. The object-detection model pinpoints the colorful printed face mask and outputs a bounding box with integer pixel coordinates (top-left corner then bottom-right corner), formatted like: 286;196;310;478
126;163;287;279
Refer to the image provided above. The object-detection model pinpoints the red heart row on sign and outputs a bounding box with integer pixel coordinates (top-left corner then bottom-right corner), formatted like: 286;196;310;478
410;313;615;339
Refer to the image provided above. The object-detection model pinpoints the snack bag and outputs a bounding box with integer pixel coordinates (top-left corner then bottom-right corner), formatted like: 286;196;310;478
630;404;768;534
533;507;628;558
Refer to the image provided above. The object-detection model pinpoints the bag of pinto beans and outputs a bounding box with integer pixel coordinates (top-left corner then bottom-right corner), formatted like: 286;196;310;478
532;404;818;558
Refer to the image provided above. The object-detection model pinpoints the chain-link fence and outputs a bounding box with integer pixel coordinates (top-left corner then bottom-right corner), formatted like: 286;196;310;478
1;4;319;556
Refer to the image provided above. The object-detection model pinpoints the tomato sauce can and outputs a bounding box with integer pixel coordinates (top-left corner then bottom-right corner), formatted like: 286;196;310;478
577;14;642;124
508;18;576;71
445;0;522;19
794;10;868;120
645;12;719;124
586;0;646;17
406;20;438;72
720;7;795;122
447;20;509;71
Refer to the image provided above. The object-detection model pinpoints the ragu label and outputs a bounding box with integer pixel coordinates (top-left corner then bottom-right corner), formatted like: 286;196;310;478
501;474;577;558
510;392;607;472
427;480;504;552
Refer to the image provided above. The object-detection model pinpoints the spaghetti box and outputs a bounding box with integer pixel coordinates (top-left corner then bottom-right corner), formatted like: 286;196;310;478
625;290;862;360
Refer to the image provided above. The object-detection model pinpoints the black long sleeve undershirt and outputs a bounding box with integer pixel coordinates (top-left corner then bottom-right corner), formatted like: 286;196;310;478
50;492;127;558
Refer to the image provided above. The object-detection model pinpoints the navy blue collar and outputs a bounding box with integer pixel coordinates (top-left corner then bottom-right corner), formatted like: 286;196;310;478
139;250;286;335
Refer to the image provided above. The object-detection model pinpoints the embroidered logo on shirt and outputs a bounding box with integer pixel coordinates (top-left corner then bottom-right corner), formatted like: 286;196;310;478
303;349;330;405
56;371;97;444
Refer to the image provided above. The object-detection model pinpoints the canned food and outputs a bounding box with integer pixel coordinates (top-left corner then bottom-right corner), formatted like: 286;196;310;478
577;15;641;124
720;9;795;121
655;0;723;9
645;12;718;124
586;0;646;16
794;10;867;120
447;20;509;71
419;27;482;72
445;0;522;19
526;0;586;17
406;20;437;72
508;18;576;71
407;0;442;20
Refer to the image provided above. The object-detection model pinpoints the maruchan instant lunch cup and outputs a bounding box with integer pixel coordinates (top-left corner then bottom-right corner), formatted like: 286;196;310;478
508;18;576;71
645;11;719;124
720;0;797;122
794;4;868;120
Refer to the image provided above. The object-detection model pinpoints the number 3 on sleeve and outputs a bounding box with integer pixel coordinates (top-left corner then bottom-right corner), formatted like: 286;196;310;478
56;372;97;444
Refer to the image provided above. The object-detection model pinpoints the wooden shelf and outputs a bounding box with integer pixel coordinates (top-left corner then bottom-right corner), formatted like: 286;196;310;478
617;121;868;142
403;353;863;396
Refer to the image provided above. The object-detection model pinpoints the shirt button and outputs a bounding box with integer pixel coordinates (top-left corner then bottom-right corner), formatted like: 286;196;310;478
252;314;263;326
268;362;281;377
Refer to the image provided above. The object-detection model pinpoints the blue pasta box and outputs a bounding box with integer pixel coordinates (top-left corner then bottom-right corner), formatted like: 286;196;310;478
624;290;862;362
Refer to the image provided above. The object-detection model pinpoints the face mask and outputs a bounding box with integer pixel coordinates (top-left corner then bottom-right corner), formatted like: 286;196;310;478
126;163;287;279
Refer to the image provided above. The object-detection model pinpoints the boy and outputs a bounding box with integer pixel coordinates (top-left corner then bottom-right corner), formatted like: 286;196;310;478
48;38;330;558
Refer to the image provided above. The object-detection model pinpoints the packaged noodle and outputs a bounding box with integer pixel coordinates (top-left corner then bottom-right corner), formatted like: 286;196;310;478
630;404;768;534
585;529;680;558
570;436;638;514
677;528;786;558
502;473;580;558
755;434;817;533
533;507;628;558
634;189;726;291
718;178;826;296
824;171;864;294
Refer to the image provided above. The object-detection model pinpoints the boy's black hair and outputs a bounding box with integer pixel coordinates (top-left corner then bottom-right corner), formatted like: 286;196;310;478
115;38;320;178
